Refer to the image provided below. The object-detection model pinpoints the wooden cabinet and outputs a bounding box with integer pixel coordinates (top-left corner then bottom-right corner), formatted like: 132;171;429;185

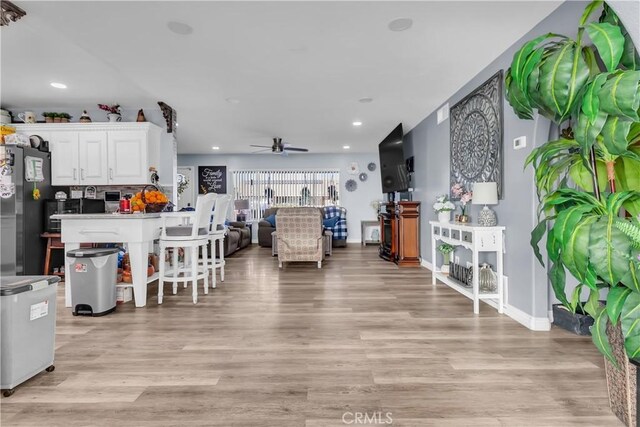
14;123;161;186
107;130;147;185
49;132;80;185
379;201;420;267
78;131;108;185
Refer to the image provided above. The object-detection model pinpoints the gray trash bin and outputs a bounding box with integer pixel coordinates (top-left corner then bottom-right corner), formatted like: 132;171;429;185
1;275;59;397
67;248;119;316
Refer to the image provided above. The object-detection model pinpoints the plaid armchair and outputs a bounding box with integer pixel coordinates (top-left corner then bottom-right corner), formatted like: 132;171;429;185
275;208;324;268
323;206;347;247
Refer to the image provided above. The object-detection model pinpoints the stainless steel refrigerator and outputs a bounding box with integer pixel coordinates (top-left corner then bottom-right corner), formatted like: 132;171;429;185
0;146;54;276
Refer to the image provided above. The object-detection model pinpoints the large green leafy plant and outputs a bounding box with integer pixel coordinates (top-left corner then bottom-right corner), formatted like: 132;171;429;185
505;0;640;362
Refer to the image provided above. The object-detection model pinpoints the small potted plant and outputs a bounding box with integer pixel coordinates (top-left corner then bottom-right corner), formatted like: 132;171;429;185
437;243;456;274
433;194;455;223
451;183;473;223
59;113;72;123
52;113;61;123
42;112;54;123
98;104;122;122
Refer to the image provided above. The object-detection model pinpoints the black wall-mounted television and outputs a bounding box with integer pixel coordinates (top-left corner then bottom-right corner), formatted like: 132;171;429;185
378;123;409;194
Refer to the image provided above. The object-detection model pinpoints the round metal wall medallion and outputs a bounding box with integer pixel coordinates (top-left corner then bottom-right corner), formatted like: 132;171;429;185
358;172;367;182
367;162;376;171
345;179;357;192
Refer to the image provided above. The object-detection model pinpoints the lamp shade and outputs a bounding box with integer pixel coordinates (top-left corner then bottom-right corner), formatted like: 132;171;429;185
472;182;498;205
234;199;250;210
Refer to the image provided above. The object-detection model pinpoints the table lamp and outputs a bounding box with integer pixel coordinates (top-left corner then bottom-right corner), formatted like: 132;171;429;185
234;199;250;221
472;182;498;226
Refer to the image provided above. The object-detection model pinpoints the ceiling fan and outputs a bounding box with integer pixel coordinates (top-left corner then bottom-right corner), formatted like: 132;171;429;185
250;138;309;155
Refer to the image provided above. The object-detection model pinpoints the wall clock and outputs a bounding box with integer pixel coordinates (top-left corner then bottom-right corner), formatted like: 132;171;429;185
367;162;376;171
345;179;357;192
359;172;367;182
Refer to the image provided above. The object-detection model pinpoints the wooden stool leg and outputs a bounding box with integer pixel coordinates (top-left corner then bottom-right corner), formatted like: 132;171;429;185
43;238;52;275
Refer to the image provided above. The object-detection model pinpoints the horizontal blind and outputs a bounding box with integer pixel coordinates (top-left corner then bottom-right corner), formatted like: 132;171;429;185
232;170;340;220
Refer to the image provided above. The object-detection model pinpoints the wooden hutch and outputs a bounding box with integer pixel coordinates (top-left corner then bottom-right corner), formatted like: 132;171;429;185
379;201;420;267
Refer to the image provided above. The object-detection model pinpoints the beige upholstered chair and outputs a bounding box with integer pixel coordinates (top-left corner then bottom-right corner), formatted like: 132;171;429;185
275;207;324;268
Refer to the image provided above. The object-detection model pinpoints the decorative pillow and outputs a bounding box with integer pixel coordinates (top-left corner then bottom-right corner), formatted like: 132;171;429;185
265;214;277;227
323;216;340;229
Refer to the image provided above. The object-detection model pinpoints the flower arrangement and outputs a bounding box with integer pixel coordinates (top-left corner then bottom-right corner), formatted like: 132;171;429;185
433;194;455;213
98;104;121;114
370;200;382;214
451;183;473;216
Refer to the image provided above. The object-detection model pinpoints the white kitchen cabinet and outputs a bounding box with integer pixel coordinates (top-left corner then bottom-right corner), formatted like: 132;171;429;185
107;131;147;185
78;131;108;185
49;132;80;185
13;123;161;186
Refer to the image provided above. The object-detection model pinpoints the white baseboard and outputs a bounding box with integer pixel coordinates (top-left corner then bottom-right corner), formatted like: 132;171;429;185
504;303;551;331
421;258;550;331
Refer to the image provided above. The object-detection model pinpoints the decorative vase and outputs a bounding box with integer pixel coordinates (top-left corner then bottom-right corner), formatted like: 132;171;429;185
438;211;450;223
79;110;92;123
45;117;53;123
458;214;470;223
107;113;122;122
441;264;450;275
478;206;497;226
53;117;61;123
60;118;69;123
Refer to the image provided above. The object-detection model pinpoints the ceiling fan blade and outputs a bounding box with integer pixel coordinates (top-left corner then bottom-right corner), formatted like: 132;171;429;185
251;148;271;154
283;147;309;152
250;145;272;148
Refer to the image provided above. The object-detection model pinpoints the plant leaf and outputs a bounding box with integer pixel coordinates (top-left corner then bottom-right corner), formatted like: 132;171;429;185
598;70;640;121
539;42;591;123
584;288;601;318
550;261;569;307
585;22;625;72
569;283;584;313
580;0;604;26
601;116;633;155
531;219;548;266
581;74;609;123
589;215;633;286
505;69;534;120
620;292;640;360
620;30;640;70
592;307;617;365
606;286;631;323
575;111;608;152
562;216;598;289
621;261;640;293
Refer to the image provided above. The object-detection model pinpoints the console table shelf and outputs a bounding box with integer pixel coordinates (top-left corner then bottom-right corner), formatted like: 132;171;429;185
429;221;505;314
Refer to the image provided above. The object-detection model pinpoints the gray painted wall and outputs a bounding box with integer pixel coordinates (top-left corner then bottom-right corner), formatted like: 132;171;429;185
405;1;594;318
178;153;383;243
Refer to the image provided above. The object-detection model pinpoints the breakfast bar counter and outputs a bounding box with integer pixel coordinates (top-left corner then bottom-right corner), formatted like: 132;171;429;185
52;213;163;308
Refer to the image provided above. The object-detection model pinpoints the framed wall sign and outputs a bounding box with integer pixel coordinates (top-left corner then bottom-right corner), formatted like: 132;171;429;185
198;166;227;194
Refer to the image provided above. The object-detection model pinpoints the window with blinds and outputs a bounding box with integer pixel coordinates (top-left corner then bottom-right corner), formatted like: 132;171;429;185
232;170;340;220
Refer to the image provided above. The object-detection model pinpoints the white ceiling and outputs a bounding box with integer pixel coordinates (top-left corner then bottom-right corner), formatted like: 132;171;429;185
1;1;562;154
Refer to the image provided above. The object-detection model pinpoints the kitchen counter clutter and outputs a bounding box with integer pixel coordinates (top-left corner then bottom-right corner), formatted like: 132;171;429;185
53;213;164;308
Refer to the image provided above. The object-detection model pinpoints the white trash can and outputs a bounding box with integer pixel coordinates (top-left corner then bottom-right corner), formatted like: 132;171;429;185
0;275;59;397
67;248;119;316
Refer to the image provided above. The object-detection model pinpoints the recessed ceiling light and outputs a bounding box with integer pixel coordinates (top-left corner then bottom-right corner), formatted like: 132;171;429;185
226;97;240;104
50;82;67;89
388;18;413;32
167;21;193;35
212;146;220;150
358;97;373;103
343;145;351;150
352;121;362;127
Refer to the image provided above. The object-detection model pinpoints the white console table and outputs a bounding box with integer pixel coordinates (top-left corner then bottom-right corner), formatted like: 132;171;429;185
429;221;505;314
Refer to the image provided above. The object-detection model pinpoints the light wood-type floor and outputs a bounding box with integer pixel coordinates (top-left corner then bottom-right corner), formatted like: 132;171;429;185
0;245;621;426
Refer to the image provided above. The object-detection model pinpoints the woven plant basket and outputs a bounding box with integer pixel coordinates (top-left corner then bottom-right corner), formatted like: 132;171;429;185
605;321;637;426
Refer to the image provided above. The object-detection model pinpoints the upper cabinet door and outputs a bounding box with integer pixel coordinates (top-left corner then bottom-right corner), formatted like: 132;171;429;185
49;132;79;186
78;131;108;185
107;131;148;185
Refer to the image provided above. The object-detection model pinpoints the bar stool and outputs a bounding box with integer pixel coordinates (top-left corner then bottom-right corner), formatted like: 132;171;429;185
207;195;232;288
158;193;217;304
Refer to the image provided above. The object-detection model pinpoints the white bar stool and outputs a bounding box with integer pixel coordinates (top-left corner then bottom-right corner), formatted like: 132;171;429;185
206;195;232;288
158;193;217;304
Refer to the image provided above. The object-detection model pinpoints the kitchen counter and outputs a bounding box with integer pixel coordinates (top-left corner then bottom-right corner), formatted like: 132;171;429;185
52;213;161;220
55;213;163;308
